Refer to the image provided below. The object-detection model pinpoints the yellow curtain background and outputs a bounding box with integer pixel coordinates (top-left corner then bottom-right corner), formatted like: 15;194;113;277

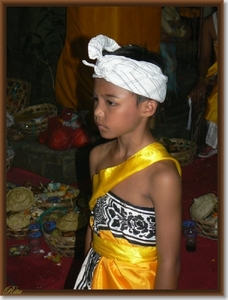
55;6;162;129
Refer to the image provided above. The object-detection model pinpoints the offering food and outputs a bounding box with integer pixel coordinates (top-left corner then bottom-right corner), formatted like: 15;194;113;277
9;245;30;257
45;183;68;198
30;206;44;219
34;182;80;208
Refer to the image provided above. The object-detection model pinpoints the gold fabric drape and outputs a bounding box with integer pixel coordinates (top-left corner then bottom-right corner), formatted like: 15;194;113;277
84;142;181;289
55;6;162;129
91;233;158;289
89;142;181;210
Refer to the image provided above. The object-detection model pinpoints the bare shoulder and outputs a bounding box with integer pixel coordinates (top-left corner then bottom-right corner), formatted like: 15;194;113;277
90;140;113;160
151;159;180;178
148;159;182;204
89;140;114;175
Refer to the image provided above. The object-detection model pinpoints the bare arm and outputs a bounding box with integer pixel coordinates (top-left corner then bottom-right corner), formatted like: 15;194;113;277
151;162;182;289
83;145;101;256
84;224;92;255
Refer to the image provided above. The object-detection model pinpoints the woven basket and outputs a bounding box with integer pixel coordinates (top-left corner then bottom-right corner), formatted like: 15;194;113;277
190;193;218;240
6;226;29;240
168;138;197;166
14;103;57;136
6;78;31;115
43;227;86;257
40;207;88;257
6;210;33;240
192;214;218;240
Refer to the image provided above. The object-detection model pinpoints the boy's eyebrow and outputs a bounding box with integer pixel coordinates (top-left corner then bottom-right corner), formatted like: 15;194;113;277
105;94;120;99
93;92;120;99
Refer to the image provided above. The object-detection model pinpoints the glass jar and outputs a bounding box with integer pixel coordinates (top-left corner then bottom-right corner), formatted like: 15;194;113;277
28;231;42;253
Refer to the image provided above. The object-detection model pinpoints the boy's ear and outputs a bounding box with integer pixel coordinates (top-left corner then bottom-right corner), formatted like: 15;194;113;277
142;99;158;117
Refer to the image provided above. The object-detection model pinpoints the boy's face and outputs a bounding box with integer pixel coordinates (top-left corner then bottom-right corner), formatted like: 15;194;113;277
93;78;145;139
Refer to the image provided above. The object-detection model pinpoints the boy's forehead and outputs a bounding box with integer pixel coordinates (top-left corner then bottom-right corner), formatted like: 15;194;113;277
94;78;138;102
94;78;133;95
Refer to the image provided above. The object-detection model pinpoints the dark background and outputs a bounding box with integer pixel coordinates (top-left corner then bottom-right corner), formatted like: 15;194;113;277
6;6;216;111
7;7;66;108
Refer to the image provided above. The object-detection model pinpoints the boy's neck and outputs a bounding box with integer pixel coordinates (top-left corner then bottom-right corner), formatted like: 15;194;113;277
113;130;156;161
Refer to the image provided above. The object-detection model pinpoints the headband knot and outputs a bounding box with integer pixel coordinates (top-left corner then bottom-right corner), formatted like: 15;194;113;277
83;34;168;103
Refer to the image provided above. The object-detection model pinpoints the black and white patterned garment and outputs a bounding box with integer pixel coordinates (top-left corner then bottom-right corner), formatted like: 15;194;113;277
74;191;156;290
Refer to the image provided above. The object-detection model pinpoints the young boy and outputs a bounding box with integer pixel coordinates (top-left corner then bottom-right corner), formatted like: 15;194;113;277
74;34;182;290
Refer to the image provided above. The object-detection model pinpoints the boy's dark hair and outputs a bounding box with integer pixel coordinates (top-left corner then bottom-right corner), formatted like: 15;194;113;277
103;44;165;105
103;44;165;74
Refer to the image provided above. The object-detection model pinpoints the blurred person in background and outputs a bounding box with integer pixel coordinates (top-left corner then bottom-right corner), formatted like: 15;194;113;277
189;9;218;158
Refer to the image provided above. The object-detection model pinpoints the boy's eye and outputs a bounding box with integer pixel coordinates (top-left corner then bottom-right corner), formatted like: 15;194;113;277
106;100;115;106
91;96;98;102
91;96;115;106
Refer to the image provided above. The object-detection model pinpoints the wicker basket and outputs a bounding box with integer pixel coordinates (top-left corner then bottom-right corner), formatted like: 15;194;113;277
190;193;218;240
40;207;88;257
43;227;86;257
6;210;33;240
168;138;197;166
192;215;218;240
6;226;29;240
6;78;31;115
14;103;57;136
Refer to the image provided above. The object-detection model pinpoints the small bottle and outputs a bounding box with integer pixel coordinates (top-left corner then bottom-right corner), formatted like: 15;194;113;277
182;220;196;231
28;231;42;253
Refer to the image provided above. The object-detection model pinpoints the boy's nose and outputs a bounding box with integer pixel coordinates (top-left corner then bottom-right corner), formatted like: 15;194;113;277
94;102;104;117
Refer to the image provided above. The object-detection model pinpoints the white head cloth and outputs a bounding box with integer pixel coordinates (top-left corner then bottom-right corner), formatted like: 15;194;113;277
82;34;168;103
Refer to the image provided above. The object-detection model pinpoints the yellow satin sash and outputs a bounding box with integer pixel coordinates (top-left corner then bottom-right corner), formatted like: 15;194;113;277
89;142;181;210
91;236;158;289
92;233;157;264
91;233;158;289
205;41;218;124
